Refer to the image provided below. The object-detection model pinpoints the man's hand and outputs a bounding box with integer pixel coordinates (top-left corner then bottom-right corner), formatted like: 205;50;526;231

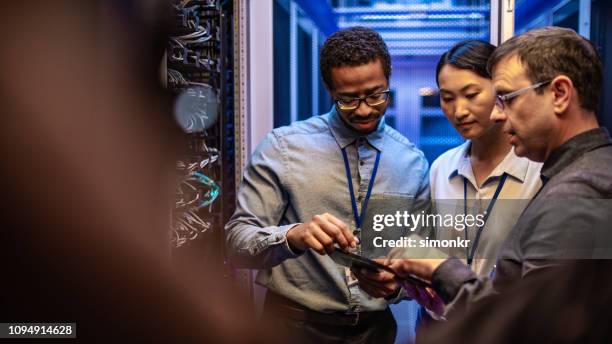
386;258;445;281
385;258;446;315
286;213;357;254
400;282;445;316
351;259;399;298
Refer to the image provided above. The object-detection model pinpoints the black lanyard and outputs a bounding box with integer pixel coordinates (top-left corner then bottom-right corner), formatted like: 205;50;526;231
341;145;381;230
463;173;508;266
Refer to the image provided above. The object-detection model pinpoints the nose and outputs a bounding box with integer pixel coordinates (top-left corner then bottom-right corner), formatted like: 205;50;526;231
490;105;507;123
454;100;469;120
353;99;373;117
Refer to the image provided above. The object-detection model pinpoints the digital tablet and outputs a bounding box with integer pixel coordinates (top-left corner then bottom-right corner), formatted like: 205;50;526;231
330;249;431;288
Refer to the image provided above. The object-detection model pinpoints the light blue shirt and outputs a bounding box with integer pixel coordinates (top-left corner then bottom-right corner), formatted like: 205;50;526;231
225;108;430;313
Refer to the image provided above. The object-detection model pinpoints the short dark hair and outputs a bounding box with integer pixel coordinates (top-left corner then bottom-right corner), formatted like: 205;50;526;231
320;26;391;90
488;26;603;113
435;40;496;85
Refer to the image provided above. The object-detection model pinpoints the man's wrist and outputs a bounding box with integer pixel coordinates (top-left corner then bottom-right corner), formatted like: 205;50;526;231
284;224;304;255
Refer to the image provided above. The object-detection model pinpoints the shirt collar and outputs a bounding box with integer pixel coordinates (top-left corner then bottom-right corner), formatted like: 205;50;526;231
450;141;472;181
449;141;530;185
541;127;612;180
492;147;529;183
328;106;386;151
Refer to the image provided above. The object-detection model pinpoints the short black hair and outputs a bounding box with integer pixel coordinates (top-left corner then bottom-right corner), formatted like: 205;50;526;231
488;26;603;113
320;26;391;90
436;40;496;85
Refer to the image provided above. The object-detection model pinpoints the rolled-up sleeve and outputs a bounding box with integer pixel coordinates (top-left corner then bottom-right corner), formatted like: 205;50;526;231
225;131;302;269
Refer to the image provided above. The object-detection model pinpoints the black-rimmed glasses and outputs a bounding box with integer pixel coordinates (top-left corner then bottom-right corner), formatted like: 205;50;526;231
335;89;390;111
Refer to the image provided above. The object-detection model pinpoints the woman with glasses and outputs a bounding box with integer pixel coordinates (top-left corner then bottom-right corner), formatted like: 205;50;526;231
429;40;543;277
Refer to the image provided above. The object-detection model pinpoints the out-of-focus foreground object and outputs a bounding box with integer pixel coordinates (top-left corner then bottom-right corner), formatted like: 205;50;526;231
0;1;277;342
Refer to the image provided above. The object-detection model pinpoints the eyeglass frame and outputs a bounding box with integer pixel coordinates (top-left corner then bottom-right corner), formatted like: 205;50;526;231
334;89;391;111
495;80;552;111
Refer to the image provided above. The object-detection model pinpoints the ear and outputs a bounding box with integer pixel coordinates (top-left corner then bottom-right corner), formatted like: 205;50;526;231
550;75;573;115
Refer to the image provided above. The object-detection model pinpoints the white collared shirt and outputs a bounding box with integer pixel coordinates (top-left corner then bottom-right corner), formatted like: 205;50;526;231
429;141;543;276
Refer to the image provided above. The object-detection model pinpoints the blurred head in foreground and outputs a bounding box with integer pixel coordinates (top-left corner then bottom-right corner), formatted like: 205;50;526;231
0;1;275;342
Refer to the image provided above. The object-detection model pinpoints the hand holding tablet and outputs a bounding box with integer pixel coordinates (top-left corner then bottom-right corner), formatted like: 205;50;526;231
330;249;432;288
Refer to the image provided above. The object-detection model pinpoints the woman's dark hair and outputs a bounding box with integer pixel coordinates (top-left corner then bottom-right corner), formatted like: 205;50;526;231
435;40;496;85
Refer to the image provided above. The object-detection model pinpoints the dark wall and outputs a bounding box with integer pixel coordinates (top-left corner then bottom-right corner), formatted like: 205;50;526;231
591;0;612;132
297;26;313;120
273;0;290;128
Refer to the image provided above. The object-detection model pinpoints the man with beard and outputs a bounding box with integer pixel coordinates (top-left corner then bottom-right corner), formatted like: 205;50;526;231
225;27;429;343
